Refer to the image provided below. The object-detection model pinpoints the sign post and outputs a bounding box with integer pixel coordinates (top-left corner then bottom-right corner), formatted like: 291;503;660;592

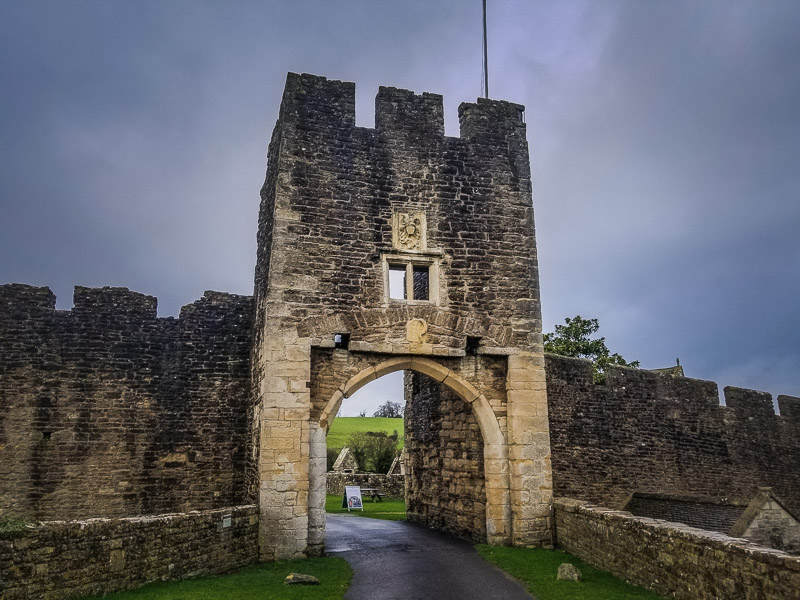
342;486;364;511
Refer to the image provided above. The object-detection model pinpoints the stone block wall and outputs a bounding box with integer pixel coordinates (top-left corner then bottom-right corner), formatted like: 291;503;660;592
0;505;258;600
325;473;405;497
254;73;540;343
554;498;800;600
405;371;487;542
0;284;255;520
735;494;800;555
546;354;800;515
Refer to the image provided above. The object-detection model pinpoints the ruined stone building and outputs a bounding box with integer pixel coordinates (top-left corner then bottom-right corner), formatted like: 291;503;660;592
1;73;799;600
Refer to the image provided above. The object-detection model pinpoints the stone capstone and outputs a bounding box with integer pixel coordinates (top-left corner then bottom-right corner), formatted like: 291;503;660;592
556;562;581;582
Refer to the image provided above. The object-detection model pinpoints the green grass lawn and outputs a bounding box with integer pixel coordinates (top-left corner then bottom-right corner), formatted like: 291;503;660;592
327;417;404;450
476;546;665;600
83;557;352;600
326;494;406;521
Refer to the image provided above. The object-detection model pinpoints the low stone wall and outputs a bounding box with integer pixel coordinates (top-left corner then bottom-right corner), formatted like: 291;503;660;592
554;498;800;600
0;505;258;600
326;473;405;497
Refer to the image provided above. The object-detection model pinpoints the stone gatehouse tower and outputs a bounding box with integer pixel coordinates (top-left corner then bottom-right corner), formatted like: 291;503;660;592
253;73;552;559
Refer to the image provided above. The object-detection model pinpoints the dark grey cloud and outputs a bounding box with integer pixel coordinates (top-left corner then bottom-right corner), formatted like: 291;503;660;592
1;1;798;412
527;1;800;399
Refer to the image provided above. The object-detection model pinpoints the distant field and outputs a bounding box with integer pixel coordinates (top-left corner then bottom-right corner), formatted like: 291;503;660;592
327;417;404;449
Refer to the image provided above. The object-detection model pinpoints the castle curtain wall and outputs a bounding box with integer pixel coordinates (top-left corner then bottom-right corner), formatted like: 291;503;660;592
0;285;254;520
546;353;800;516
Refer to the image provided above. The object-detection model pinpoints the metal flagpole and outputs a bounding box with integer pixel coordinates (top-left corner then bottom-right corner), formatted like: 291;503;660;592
483;0;489;99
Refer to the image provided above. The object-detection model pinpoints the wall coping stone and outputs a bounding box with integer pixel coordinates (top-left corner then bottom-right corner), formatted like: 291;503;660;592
25;504;258;529
554;497;800;569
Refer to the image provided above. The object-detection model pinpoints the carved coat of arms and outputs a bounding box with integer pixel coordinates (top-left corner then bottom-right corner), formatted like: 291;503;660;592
393;212;426;251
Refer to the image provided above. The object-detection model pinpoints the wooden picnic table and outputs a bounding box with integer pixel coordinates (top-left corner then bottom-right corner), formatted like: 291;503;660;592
359;487;385;502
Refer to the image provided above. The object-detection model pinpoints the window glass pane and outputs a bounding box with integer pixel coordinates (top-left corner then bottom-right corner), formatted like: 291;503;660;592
389;265;406;299
412;265;429;300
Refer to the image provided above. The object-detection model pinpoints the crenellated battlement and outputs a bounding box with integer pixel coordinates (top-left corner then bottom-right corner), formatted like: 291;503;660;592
545;352;799;423
278;72;526;147
0;283;56;312
280;72;356;129
458;96;526;142
375;86;444;137
72;286;158;319
724;386;780;419
179;290;254;319
0;283;251;324
779;395;800;421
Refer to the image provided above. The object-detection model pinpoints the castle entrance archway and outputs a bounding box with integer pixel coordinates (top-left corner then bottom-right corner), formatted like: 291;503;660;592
255;320;553;561
307;354;510;554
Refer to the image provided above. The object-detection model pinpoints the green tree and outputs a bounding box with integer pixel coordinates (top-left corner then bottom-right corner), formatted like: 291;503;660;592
345;431;370;471
365;431;399;473
543;315;639;383
345;430;400;473
373;401;403;418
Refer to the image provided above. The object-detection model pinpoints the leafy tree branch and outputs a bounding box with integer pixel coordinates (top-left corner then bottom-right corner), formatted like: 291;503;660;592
544;315;639;383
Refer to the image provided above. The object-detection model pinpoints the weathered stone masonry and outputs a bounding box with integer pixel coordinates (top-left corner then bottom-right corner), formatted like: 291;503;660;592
546;354;800;517
0;505;258;600
0;284;255;521
554;498;800;600
405;371;488;542
252;72;552;559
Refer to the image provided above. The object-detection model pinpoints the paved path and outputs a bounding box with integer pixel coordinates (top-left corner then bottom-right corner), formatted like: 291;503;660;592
326;514;533;600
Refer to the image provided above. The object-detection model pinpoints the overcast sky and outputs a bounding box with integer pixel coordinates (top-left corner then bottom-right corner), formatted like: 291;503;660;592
1;1;798;416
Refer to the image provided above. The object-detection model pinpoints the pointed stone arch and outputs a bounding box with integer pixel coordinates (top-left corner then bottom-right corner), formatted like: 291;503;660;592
308;356;511;551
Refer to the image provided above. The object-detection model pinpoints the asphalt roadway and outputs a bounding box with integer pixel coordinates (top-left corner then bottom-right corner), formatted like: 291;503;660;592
326;514;534;600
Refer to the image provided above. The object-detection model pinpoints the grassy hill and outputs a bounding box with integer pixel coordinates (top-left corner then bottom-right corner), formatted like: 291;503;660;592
327;417;404;450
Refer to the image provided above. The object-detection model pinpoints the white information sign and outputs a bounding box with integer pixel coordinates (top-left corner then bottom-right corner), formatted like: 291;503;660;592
342;486;364;511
